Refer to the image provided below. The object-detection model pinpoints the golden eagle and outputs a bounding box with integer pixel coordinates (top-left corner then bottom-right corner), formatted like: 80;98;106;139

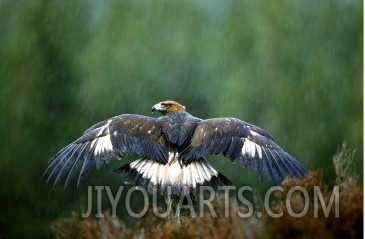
44;100;305;200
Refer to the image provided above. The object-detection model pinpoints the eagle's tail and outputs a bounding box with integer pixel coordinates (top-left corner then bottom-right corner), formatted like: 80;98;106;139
114;157;232;196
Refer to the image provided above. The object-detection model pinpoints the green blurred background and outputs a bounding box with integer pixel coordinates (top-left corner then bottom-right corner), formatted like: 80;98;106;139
0;0;362;238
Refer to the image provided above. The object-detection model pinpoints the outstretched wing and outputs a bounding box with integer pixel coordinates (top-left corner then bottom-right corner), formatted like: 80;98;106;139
43;114;168;188
180;118;305;184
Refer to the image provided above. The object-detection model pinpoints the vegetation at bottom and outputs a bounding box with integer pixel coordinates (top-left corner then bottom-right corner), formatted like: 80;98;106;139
52;144;363;239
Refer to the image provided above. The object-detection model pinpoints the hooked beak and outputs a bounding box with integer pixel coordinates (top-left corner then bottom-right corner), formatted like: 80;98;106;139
152;103;163;113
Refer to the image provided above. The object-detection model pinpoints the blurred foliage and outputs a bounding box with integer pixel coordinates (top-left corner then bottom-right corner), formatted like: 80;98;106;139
0;0;362;238
264;172;362;238
52;198;261;239
51;145;363;239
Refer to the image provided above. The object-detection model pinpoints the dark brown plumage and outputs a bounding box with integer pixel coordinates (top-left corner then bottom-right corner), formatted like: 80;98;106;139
44;100;305;196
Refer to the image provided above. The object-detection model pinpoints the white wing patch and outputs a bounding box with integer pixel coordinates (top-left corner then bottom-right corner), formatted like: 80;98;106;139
92;120;114;157
93;135;113;156
242;138;263;159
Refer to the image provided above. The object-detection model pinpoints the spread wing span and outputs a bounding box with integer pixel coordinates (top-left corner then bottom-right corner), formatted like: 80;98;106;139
44;101;306;190
43;114;168;188
180;118;305;184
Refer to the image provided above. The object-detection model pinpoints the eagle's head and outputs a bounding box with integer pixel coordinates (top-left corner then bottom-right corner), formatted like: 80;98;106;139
152;100;186;115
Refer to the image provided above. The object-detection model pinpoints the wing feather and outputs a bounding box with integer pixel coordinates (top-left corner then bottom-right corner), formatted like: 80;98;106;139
63;144;89;188
181;118;305;184
44;114;169;188
46;144;83;185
